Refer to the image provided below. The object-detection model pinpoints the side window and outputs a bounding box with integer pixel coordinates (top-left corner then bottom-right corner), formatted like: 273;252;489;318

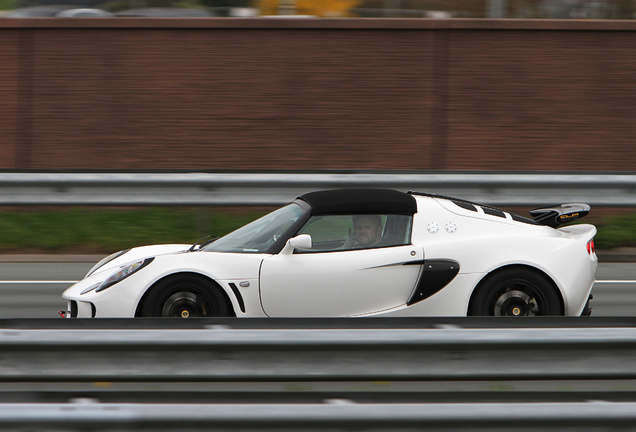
297;214;412;252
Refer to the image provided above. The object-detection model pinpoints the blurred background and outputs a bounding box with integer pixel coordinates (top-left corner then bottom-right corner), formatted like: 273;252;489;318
1;0;636;18
1;15;636;253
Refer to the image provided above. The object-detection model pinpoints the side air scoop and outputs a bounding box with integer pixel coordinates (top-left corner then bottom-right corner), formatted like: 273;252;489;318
529;203;590;228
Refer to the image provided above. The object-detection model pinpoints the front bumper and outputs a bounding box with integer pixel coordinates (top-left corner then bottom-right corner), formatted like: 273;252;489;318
60;300;95;318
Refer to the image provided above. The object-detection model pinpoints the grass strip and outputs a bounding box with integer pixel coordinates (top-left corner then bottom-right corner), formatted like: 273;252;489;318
0;207;633;253
593;213;636;250
0;207;270;254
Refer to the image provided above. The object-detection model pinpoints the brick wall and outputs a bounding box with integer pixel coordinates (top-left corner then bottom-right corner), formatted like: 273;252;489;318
1;19;635;171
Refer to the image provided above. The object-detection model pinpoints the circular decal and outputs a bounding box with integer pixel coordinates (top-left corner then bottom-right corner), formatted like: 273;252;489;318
445;222;457;233
427;222;439;233
181;310;190;318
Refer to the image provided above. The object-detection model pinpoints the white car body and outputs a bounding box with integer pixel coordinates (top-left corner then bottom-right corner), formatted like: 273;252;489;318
62;189;597;318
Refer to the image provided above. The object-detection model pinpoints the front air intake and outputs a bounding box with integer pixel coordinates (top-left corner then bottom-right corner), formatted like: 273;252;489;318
69;300;78;318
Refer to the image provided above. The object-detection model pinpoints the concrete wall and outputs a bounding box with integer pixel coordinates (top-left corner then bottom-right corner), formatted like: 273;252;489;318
1;19;635;171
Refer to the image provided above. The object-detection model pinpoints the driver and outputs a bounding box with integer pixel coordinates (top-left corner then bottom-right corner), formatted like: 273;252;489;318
343;215;383;249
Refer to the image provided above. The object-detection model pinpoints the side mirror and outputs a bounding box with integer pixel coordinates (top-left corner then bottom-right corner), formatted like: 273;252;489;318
280;234;312;255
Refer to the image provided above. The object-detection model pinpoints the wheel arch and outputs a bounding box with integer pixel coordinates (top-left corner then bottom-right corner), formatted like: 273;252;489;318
134;272;236;317
468;264;564;315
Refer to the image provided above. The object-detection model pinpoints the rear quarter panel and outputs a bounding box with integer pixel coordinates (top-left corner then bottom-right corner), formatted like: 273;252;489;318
411;196;597;315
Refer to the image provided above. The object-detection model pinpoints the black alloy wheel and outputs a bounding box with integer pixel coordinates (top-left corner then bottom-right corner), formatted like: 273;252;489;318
140;274;232;318
468;268;562;316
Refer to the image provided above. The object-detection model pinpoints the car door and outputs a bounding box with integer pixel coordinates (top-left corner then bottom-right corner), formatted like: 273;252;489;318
259;213;423;317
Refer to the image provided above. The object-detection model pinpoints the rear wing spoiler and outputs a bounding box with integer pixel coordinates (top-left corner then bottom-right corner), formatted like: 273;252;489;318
529;203;590;228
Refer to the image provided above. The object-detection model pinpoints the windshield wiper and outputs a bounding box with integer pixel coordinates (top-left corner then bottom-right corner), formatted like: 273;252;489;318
189;234;220;252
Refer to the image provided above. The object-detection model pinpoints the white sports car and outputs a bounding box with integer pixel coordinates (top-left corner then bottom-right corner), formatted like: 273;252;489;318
61;189;597;318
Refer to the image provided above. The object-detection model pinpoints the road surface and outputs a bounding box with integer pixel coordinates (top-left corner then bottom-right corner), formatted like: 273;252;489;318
0;259;632;318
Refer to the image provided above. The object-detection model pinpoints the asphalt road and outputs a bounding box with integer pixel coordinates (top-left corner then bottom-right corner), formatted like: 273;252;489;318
0;261;95;318
0;261;633;319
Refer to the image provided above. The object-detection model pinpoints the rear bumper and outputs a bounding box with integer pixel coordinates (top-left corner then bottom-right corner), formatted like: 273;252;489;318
580;294;593;316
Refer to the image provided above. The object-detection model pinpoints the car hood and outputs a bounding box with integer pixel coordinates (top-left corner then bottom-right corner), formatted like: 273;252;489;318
86;244;191;278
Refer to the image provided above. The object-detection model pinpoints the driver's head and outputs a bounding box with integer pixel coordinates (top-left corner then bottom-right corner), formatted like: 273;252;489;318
352;215;382;247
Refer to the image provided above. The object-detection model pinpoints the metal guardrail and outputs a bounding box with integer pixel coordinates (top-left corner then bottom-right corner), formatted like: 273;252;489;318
0;401;635;431
0;323;634;428
1;172;636;206
1;326;635;381
5;316;636;329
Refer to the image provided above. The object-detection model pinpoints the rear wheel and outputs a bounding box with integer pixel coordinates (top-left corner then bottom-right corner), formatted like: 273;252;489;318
139;274;232;318
468;268;562;316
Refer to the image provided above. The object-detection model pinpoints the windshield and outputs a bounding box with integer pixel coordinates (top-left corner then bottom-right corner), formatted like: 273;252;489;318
201;203;304;254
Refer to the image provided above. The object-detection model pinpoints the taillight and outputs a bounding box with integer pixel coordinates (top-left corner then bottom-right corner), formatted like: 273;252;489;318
587;239;595;255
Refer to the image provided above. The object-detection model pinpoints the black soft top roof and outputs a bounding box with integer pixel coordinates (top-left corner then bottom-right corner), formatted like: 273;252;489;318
298;189;417;215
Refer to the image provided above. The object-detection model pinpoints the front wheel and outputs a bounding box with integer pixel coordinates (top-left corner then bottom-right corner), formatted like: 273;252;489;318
468;268;562;316
139;274;232;318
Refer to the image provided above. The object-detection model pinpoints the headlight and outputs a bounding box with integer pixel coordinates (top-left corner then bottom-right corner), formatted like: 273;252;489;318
95;257;154;293
85;249;131;278
80;282;101;295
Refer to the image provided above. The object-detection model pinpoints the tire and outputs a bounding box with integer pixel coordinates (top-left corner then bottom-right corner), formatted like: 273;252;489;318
139;274;232;318
468;268;562;316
